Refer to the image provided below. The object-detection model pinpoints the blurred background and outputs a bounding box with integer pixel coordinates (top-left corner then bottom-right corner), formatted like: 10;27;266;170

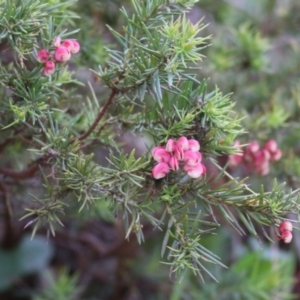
1;0;300;299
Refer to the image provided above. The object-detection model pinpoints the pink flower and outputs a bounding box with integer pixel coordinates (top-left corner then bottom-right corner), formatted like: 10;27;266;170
244;141;260;162
53;36;61;48
261;149;271;161
71;40;80;54
228;155;242;167
279;221;293;233
254;150;270;166
62;39;80;54
228;141;243;167
177;136;189;151
152;162;170;179
188;139;200;152
43;61;55;76
62;39;74;50
255;160;270;176
248;141;260;153
252;149;272;175
152;146;171;163
264;140;282;161
37;49;50;63
174;145;185;161
271;149;282;161
281;230;293;243
184;163;205;178
169;156;179;171
165;139;176;153
265;140;278;153
184;150;202;166
54;46;71;62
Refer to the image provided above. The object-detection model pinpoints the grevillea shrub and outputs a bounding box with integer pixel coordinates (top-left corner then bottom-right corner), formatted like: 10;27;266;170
1;0;300;299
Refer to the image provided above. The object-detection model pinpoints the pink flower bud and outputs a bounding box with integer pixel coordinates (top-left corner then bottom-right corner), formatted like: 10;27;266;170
184;150;202;167
248;141;260;153
281;230;292;243
244;142;260;163
54;46;71;62
53;36;61;48
152;162;170;179
254;151;265;165
169;156;179;171
279;221;293;233
62;39;74;50
184;163;205;178
228;141;243;167
244;142;259;163
174;145;185;161
188;139;200;152
62;39;80;54
177;136;189;151
270;149;282;161
228;154;242;167
255;161;270;176
43;61;55;76
71;40;80;54
165;139;176;153
152;146;171;163
37;49;50;63
265;140;278;152
261;149;271;161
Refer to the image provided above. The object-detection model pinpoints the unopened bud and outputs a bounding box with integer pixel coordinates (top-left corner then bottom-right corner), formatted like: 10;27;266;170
279;221;293;233
281;230;293;243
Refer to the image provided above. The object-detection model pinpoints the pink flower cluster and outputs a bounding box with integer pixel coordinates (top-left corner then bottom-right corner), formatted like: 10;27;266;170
36;37;80;76
229;140;282;176
151;137;206;179
278;221;293;243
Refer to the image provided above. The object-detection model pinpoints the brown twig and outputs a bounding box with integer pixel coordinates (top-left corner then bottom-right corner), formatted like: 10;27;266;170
0;156;49;179
72;90;118;143
0;164;40;179
0;181;13;226
0;91;117;180
0;181;18;247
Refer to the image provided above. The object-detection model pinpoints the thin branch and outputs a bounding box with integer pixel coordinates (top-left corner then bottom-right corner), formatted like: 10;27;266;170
0;181;14;236
72;90;118;143
0;164;40;179
0;90;117;180
0;156;49;179
165;203;186;242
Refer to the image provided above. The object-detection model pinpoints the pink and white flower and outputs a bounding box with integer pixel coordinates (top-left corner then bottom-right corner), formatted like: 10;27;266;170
228;141;243;167
271;149;282;161
53;36;61;48
177;136;189;151
281;230;293;243
279;221;293;233
169;156;179;171
174;145;185;161
151;136;206;179
151;146;171;163
264;140;278;153
184;150;202;167
43;61;55;76
62;39;80;54
188;139;200;152
152;162;170;179
37;49;50;63
184;163;205;178
54;46;71;62
165;139;176;153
